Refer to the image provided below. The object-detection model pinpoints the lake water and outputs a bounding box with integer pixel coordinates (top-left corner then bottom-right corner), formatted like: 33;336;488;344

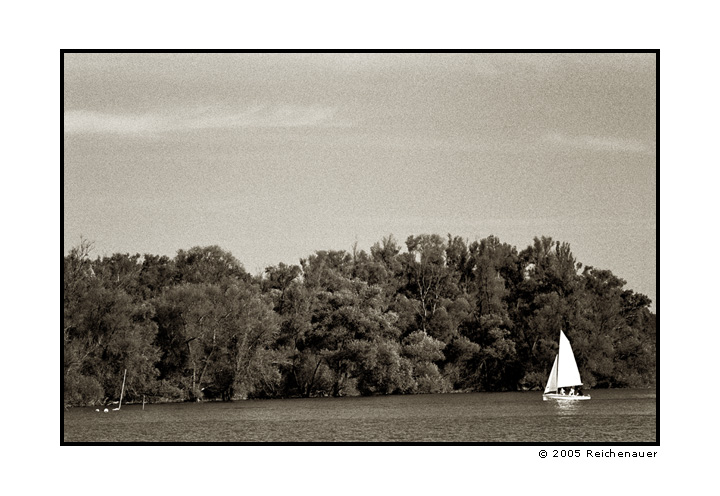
63;388;656;443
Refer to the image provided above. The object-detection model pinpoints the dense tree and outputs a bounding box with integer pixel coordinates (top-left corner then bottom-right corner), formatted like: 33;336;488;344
153;280;279;401
138;254;175;299
64;236;656;407
174;245;248;285
64;242;160;406
401;234;453;337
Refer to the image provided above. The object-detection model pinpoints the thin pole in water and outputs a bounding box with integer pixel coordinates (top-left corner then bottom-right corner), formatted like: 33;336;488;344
118;369;127;410
142;395;145;410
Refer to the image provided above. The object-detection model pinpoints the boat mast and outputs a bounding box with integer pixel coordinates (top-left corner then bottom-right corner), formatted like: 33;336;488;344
118;369;127;410
556;331;560;390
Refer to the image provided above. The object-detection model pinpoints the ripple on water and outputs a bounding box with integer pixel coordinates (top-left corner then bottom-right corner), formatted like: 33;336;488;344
63;389;656;442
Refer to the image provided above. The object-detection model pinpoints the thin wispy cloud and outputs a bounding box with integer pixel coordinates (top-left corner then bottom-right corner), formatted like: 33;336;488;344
543;133;653;154
64;105;348;135
64;53;656;309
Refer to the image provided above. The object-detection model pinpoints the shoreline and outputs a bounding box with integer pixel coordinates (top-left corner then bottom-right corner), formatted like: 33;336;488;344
64;385;657;409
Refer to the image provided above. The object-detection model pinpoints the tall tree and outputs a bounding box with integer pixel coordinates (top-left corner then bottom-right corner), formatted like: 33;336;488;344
401;234;451;336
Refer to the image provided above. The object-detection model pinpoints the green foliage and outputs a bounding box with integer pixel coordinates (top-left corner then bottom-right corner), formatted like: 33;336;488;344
64;236;656;406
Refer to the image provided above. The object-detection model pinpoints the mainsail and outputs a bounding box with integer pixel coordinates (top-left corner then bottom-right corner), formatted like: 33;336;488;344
557;330;582;388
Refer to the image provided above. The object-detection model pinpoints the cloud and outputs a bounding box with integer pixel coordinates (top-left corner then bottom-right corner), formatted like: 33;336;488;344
543;133;653;154
64;111;159;135
64;104;348;135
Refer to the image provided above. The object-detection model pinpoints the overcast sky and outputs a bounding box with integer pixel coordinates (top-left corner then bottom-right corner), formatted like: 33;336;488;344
64;53;656;306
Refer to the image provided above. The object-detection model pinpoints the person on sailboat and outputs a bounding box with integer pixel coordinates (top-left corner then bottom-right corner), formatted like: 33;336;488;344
569;387;575;396
559;388;565;395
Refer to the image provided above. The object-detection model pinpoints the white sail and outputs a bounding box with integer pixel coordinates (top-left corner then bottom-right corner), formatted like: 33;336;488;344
544;355;559;393
557;330;582;388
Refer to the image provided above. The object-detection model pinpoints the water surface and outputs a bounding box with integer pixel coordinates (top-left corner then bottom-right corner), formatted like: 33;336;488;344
63;388;656;443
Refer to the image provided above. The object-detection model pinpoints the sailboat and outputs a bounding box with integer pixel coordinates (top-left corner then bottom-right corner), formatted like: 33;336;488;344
543;330;590;401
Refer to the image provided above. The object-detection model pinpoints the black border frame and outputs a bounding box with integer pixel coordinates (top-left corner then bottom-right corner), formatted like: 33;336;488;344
61;49;659;447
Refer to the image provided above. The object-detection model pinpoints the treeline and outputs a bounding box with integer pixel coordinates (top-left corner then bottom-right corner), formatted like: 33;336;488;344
63;234;656;407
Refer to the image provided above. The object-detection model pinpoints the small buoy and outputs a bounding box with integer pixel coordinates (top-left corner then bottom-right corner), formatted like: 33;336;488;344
95;409;100;412
104;408;109;413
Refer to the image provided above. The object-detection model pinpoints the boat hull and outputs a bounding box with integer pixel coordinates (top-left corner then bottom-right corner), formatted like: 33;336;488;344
543;393;591;401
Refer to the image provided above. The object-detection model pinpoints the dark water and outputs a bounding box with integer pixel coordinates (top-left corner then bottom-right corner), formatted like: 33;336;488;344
63;388;656;443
